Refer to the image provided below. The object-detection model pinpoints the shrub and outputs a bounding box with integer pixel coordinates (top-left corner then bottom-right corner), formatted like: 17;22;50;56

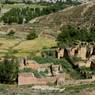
57;25;95;47
26;32;38;40
0;57;18;84
7;30;15;37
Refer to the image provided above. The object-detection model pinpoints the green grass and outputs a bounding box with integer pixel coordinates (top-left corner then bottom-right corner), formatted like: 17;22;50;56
15;37;56;51
0;37;56;57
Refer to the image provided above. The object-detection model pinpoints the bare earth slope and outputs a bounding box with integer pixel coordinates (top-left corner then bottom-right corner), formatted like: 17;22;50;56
30;1;95;33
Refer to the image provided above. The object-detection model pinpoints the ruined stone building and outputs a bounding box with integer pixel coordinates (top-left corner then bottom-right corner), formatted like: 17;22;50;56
41;42;95;65
18;58;64;85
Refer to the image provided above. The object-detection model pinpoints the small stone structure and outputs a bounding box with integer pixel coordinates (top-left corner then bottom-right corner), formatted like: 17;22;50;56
19;58;39;70
70;47;78;56
0;57;4;62
90;60;95;69
92;45;95;55
55;42;95;60
38;64;63;77
75;60;91;68
68;42;95;60
77;46;87;60
55;42;90;59
56;48;64;59
69;42;87;60
92;75;95;80
20;58;63;76
37;64;52;76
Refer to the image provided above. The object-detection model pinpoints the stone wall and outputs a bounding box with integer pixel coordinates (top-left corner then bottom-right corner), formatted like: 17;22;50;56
57;48;64;59
18;73;48;85
77;46;87;60
19;60;64;86
18;73;65;86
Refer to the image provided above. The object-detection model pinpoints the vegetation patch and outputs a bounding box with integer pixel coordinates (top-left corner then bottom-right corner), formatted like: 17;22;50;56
32;56;81;79
0;56;18;84
0;3;66;24
57;25;95;47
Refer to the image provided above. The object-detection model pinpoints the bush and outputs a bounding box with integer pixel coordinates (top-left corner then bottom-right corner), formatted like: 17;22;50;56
0;57;18;84
57;25;95;47
26;32;38;40
57;25;79;47
7;30;15;37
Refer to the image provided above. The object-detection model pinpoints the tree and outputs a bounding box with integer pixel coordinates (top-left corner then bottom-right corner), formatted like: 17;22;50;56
35;8;41;16
57;25;95;47
57;25;79;47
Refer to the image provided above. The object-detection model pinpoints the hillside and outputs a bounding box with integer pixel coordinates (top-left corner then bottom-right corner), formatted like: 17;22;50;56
30;2;95;35
0;2;95;93
0;2;94;56
0;2;95;38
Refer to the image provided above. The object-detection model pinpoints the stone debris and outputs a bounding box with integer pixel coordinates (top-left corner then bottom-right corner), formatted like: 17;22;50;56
18;58;64;85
